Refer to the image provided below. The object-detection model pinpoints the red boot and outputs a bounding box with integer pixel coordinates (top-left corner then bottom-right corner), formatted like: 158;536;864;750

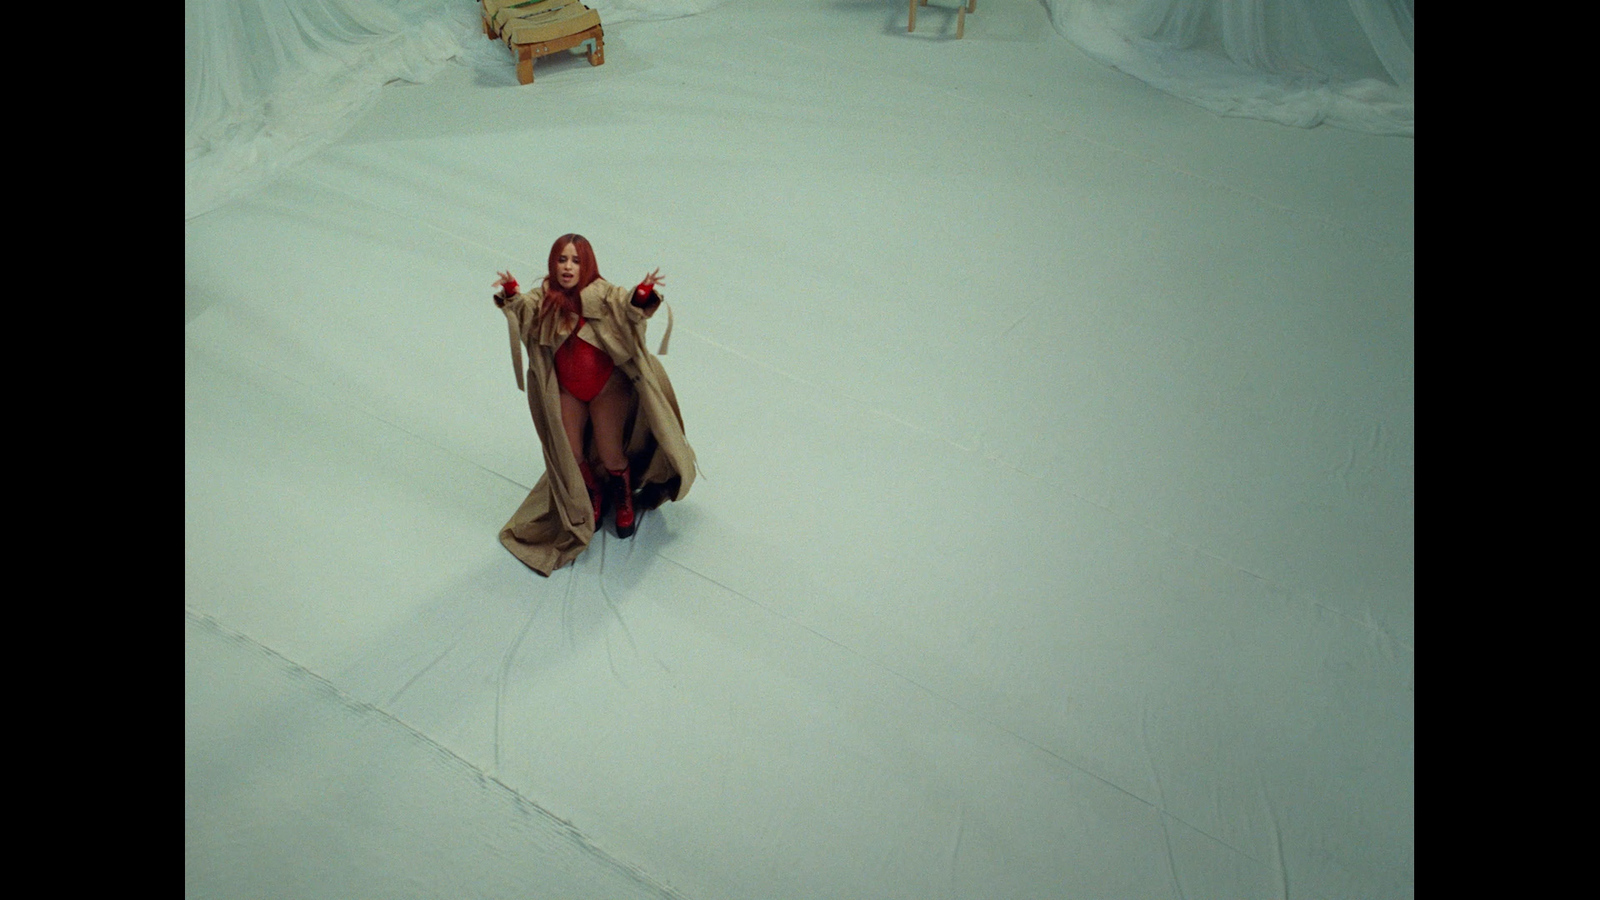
608;466;636;538
579;461;603;527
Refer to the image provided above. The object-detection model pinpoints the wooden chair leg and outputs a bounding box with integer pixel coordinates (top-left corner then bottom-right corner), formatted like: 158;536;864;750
908;0;916;33
956;3;964;38
588;33;604;66
516;46;534;84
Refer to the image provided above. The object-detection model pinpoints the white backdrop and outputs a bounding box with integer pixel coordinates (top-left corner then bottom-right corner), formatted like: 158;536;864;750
187;3;1414;897
187;0;1414;217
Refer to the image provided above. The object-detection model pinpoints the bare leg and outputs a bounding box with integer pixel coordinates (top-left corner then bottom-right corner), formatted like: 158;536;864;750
559;389;589;464
588;370;634;473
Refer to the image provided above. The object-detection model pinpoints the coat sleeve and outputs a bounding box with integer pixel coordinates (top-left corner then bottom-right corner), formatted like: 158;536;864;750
606;282;673;355
497;291;537;392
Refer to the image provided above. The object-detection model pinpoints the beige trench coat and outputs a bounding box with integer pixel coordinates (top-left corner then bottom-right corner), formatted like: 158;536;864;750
495;278;695;575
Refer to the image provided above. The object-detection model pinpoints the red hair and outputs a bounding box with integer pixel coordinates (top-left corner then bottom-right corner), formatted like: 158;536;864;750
542;233;602;322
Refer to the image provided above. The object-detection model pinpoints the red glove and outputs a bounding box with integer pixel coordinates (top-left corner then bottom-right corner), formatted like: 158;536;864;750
493;270;518;297
632;268;664;307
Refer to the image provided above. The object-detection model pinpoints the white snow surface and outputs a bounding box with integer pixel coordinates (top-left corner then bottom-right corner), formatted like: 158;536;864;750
185;2;1414;898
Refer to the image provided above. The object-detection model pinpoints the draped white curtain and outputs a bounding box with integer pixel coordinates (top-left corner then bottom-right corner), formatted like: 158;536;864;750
185;0;477;219
1046;0;1414;135
185;0;731;220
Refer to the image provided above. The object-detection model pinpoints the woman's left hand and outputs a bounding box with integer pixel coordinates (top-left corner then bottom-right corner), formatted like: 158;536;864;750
637;269;665;296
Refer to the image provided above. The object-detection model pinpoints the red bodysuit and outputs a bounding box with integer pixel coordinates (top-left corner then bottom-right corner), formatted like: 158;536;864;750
552;282;659;402
554;327;614;402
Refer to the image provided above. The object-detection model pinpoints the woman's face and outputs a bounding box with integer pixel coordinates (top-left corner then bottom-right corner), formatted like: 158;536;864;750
555;242;581;289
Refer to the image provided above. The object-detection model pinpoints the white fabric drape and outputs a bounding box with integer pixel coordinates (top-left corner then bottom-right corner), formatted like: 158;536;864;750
185;0;732;220
185;0;480;220
1046;0;1414;135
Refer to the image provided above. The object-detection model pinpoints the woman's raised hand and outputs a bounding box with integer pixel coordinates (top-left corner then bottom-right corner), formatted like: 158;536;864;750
637;268;665;295
493;270;519;294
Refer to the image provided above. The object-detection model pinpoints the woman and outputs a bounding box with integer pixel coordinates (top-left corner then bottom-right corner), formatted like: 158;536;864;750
492;234;695;575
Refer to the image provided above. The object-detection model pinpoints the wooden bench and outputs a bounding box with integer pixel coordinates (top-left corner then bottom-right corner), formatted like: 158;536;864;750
482;0;604;85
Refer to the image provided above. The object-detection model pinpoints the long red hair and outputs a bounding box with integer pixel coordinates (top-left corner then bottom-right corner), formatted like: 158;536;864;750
541;233;602;322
